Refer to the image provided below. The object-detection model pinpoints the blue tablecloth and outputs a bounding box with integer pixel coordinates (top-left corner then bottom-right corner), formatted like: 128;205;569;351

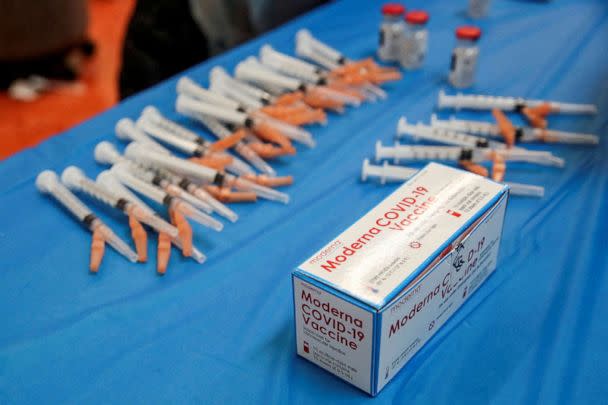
1;0;607;403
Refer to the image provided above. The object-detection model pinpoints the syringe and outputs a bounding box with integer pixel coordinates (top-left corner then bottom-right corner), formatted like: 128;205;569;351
125;142;290;203
175;106;276;176
36;170;139;267
176;94;295;153
210;66;328;126
295;29;392;98
437;89;598;114
396;117;509;149
97;170;207;263
259;45;368;102
115;118;170;153
93;142;214;214
138;107;255;175
361;159;544;197
177;80;315;148
135;115;246;176
361;159;418;184
235;57;361;109
111;162;224;231
375;141;565;167
61;166;179;238
430;114;599;145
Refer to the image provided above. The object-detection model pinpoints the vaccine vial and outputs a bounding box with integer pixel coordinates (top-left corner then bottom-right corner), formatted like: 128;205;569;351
468;0;491;19
399;10;429;70
378;3;406;62
449;26;481;89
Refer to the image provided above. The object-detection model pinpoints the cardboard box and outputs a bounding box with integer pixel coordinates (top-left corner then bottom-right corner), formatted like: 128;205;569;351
292;162;509;395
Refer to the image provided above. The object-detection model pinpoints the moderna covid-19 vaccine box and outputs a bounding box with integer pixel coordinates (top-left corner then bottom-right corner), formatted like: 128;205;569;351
292;162;509;395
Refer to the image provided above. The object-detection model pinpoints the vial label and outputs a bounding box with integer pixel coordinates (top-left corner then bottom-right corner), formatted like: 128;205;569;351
449;47;478;89
400;31;428;70
378;24;404;62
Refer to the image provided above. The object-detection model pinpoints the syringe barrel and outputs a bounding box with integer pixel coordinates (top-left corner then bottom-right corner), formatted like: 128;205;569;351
53;184;95;223
376;141;464;162
97;171;154;214
125;142;218;182
142;107;203;144
438;91;517;111
111;164;168;204
296;29;344;65
177;77;241;109
431;115;501;136
210;78;262;110
260;45;321;83
176;95;247;126
136;118;199;155
211;67;274;102
115;118;171;154
75;176;121;208
235;59;302;91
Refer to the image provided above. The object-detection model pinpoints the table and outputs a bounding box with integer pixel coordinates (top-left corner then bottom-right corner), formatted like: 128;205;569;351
1;0;607;403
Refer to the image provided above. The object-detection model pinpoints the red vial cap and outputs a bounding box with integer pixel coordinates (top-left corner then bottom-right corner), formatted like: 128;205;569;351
381;3;405;16
455;26;482;40
405;10;429;25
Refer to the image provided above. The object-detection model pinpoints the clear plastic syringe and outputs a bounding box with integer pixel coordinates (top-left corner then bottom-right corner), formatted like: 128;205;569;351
175;105;275;176
375;141;565;167
96;142;238;223
437;90;598;114
295;29;387;99
361;159;544;197
177;81;315;147
61;166;179;238
396;117;509;149
136;115;250;177
125;142;289;203
430;115;599;145
210;67;276;106
235;56;361;108
111;162;224;231
138;107;255;175
36;170;138;263
97;170;207;263
93;142;214;214
361;159;418;184
115;118;171;153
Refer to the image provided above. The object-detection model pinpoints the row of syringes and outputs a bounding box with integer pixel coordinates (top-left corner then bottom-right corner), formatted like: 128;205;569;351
36;29;405;275
361;89;599;196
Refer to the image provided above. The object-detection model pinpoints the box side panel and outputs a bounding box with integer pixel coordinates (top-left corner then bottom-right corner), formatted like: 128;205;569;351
376;193;508;392
293;275;375;394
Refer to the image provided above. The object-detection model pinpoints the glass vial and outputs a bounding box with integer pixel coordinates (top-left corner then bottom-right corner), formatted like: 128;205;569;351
378;3;406;62
449;26;481;89
399;11;429;70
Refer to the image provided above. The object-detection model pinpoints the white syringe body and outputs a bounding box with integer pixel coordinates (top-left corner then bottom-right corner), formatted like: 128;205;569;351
37;171;98;224
176;107;275;176
125;142;218;183
361;159;418;184
211;67;275;101
136;117;200;156
438;90;597;114
115;118;171;154
397;118;506;149
36;170;139;262
376;141;562;166
177;77;242;110
260;45;322;84
431;115;599;144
